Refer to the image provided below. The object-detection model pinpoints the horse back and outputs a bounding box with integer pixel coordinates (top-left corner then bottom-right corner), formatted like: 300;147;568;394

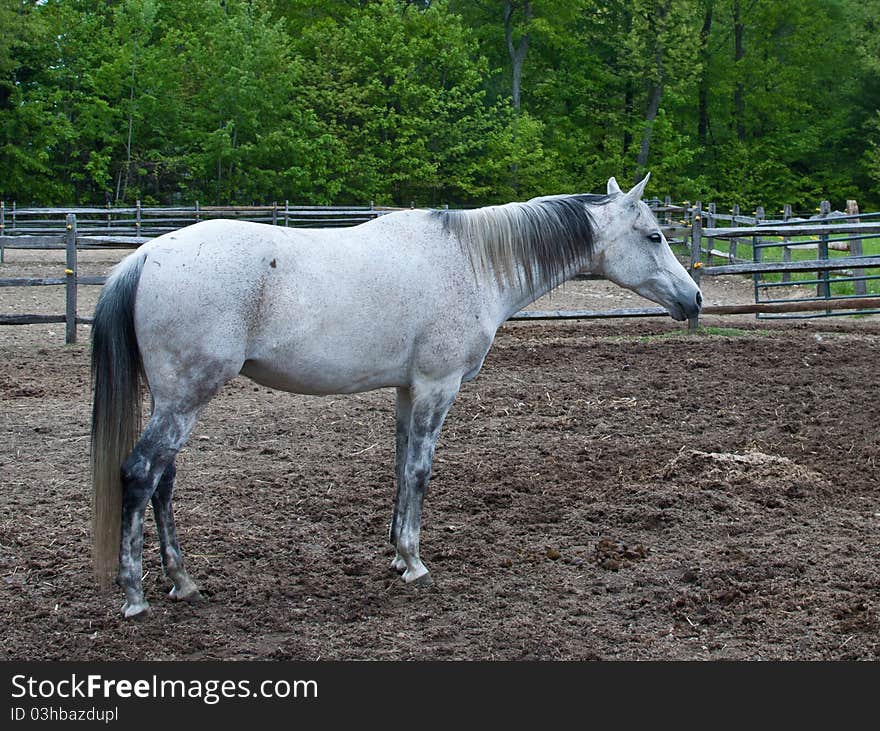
132;216;496;395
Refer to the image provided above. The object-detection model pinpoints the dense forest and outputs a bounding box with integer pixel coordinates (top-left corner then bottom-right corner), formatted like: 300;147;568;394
1;0;879;209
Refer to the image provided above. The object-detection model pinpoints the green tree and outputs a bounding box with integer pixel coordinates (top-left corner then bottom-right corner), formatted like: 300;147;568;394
2;0;879;207
0;0;58;201
292;0;541;204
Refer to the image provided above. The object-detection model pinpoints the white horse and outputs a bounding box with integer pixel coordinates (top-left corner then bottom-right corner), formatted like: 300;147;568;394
90;174;701;618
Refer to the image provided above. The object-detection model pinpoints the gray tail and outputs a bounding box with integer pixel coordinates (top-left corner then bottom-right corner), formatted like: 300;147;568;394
90;253;146;588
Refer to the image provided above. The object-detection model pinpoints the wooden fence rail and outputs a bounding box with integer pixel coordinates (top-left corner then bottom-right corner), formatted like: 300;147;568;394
2;200;880;343
0;206;393;342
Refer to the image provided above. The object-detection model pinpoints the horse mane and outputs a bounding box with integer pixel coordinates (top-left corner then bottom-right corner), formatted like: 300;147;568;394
434;193;614;296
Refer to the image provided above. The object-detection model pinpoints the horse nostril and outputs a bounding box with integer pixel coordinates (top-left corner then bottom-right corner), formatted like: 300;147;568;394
695;291;703;309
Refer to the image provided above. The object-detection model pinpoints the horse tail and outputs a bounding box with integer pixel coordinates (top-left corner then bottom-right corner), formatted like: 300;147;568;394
90;253;146;588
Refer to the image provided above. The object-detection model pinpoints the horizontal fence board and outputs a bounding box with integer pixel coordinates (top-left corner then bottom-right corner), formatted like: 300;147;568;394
0;276;66;287
511;297;880;321
706;222;880;238
704;297;880;315
0;235;65;247
0;314;67;325
660;225;690;237
1;242;66;250
701;256;880;276
77;236;153;247
10;207;139;215
706;249;750;263
511;307;669;320
0;274;107;286
7;205;381;215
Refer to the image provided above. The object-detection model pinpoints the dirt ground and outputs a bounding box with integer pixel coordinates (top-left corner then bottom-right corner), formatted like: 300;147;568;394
1;246;879;660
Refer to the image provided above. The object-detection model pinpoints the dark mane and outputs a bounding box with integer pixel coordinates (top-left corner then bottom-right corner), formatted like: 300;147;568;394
434;193;614;296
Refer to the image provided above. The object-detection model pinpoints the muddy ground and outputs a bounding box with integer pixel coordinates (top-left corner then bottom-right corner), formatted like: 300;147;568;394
1;247;879;660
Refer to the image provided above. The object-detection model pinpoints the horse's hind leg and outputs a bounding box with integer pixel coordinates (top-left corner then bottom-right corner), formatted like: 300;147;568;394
152;461;201;603
118;409;199;619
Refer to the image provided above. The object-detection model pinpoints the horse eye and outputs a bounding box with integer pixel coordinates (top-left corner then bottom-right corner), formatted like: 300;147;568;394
648;232;662;243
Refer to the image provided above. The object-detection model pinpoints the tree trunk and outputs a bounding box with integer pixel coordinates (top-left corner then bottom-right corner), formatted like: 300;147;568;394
622;6;634;157
504;1;531;111
635;67;663;181
120;40;137;204
733;0;745;141
697;0;713;145
635;2;669;182
623;78;633;156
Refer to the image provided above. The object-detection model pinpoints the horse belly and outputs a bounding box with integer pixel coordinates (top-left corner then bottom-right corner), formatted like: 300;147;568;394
241;328;412;396
239;362;398;395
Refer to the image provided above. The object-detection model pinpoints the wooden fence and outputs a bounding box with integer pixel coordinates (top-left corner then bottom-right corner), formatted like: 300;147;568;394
2;200;880;343
0;201;392;253
520;196;880;325
687;200;880;323
0;204;390;343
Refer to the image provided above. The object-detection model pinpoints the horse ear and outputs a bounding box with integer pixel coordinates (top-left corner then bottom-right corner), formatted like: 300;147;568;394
626;172;651;202
607;177;622;195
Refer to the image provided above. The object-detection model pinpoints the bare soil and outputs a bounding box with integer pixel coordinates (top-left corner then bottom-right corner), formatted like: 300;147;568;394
1;246;879;660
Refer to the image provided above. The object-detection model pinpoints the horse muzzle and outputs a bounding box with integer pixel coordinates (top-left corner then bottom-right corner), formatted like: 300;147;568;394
669;289;703;321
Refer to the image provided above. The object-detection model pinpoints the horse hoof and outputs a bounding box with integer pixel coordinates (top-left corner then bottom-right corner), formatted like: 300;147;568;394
169;586;203;604
404;570;433;587
122;601;151;620
390;556;407;573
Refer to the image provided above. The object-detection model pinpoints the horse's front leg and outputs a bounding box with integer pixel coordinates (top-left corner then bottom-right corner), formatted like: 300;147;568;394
392;377;460;586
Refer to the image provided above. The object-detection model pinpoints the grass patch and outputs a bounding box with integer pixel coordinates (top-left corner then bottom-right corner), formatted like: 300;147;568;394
609;326;770;343
695;325;769;337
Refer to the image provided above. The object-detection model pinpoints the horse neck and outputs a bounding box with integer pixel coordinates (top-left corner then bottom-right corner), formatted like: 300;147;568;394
491;252;592;322
440;196;604;324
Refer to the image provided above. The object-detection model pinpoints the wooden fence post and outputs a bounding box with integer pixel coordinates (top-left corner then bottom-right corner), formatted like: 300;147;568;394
847;199;866;295
706;202;716;264
136;199;142;239
284;200;290;227
781;203;792;283
689;201;702;331
0;200;5;264
751;206;765;305
65;213;78;344
272;202;278;226
818;200;830;298
755;205;765;261
730;204;740;261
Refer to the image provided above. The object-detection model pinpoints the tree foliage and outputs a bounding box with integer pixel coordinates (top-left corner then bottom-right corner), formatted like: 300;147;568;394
0;0;878;208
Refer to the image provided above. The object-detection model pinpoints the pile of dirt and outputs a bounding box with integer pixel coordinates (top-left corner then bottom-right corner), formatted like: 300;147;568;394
661;448;830;502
